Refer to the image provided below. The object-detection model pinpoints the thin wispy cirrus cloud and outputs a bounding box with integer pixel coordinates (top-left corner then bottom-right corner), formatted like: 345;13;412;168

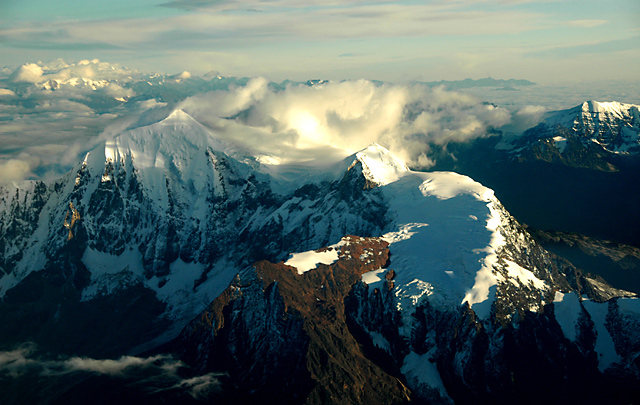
565;19;608;28
0;0;638;82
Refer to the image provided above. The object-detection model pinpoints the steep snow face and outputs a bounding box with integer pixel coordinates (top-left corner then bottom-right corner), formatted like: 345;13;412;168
258;147;548;324
353;143;409;186
536;100;640;153
0;180;53;293
280;146;512;322
0;114;392;340
553;291;640;372
0;110;260;317
544;100;638;127
282;155;516;319
378;169;514;322
97;109;236;210
401;350;451;401
242;145;547;324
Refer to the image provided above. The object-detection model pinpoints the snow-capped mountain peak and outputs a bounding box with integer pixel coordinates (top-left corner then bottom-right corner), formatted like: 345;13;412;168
2;105;640;402
159;108;198;125
543;100;639;128
581;100;629;117
351;143;408;187
507;100;640;165
100;109;228;168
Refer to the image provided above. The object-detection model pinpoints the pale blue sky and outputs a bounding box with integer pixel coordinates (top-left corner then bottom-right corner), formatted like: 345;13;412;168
1;0;639;82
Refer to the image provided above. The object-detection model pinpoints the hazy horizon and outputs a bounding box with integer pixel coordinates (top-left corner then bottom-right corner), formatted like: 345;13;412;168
1;0;638;84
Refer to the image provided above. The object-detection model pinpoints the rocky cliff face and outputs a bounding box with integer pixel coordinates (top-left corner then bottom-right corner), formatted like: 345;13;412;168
176;236;412;404
169;133;640;403
175;227;640;403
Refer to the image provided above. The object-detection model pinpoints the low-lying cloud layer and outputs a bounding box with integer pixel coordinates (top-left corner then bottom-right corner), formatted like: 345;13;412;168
0;344;221;400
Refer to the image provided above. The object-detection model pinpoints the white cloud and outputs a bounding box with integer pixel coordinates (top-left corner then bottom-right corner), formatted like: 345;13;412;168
103;83;136;99
0;61;579;182
0;345;222;399
497;104;548;138
179;77;269;118
62;355;170;375
9;63;43;83
179;80;511;168
165;373;222;399
566;19;608;28
0;88;16;97
7;59;141;88
0;154;41;183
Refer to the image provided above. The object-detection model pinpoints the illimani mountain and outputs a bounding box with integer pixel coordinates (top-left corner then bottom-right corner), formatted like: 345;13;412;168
1;109;639;403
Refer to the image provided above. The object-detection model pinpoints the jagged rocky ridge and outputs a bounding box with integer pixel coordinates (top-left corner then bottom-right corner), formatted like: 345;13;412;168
427;101;640;245
1;110;639;403
171;185;640;403
506;100;640;171
0;110;390;355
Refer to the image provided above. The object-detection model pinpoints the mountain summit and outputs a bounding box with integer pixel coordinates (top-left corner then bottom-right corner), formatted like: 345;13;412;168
1;111;639;403
505;100;640;171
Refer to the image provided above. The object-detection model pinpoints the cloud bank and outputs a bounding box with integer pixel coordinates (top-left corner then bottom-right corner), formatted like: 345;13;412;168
0;60;169;183
179;79;511;167
0;61;517;183
6;59;616;184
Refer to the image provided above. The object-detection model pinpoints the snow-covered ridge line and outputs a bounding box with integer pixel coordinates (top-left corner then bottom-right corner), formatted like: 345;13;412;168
505;99;640;159
544;100;639;127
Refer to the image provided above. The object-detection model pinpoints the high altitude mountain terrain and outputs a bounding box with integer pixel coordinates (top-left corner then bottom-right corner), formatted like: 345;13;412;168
507;100;640;169
430;100;640;246
1;109;639;403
